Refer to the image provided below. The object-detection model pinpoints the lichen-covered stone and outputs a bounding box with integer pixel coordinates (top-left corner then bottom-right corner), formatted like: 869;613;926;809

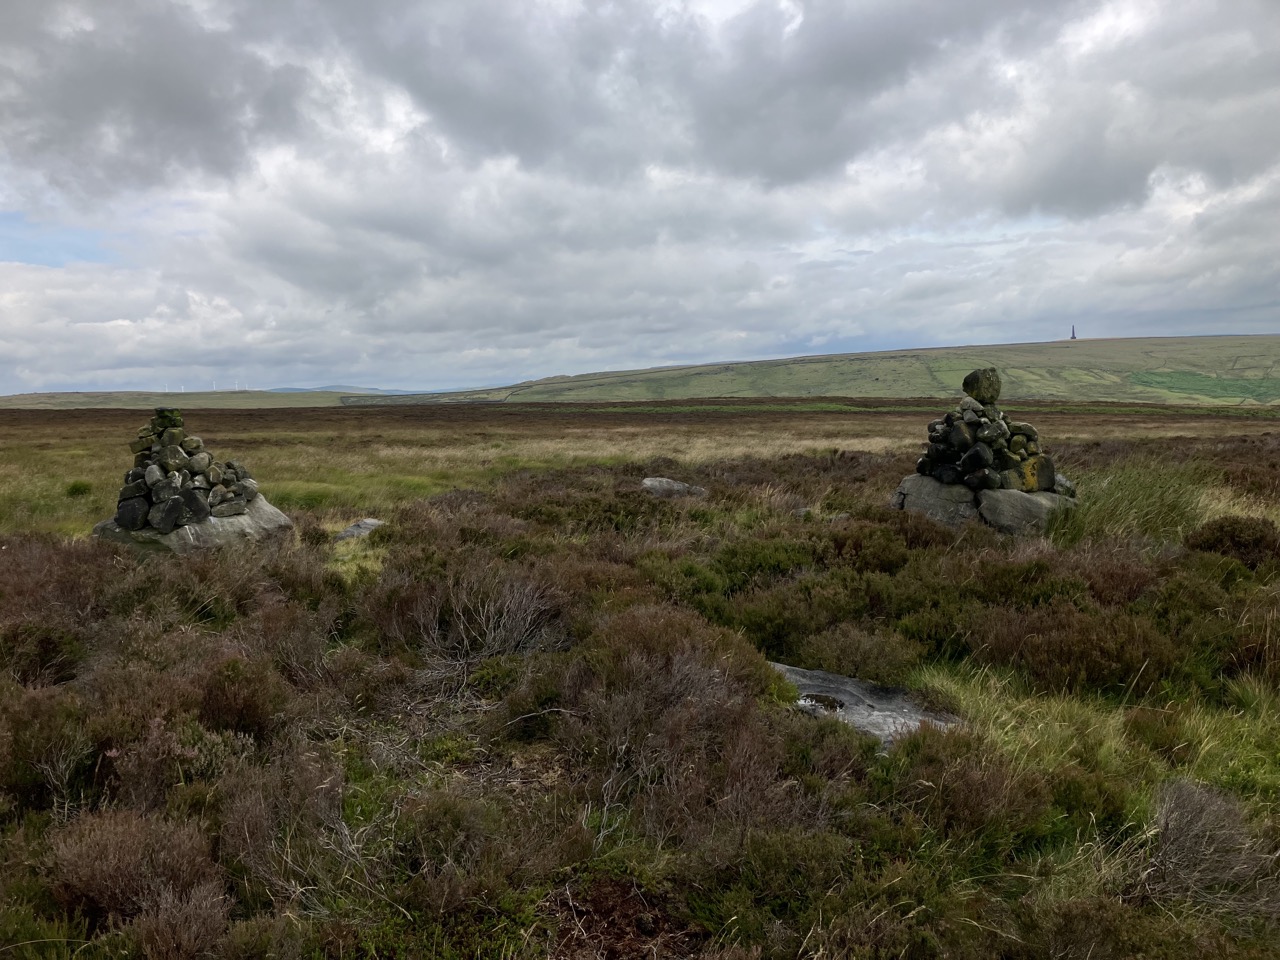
144;464;164;487
962;368;1002;404
160;427;185;446
180;436;203;454
211;499;248;518
129;437;153;454
1001;455;1056;493
156;445;190;474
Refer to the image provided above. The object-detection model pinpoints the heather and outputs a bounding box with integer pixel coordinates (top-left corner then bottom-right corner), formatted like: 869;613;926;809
2;402;1280;958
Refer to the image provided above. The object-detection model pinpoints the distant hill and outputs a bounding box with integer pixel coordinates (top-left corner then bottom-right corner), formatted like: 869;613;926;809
341;335;1280;407
0;390;353;410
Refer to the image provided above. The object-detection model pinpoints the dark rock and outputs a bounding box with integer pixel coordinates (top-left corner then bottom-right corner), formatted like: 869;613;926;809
927;442;959;464
962;409;980;425
891;474;980;526
125;468;146;484
959;442;994;474
239;478;260;501
133;453;151;470
211;499;248;518
916;457;932;476
962;368;1002;404
948;421;975;450
117;479;148;502
209;485;231;507
227;460;252;481
192;475;211;490
144;464;164;487
932;463;964;485
977;419;1010;444
207;464;224;485
180;487;211;522
964;468;1002;491
147;497;184;535
115;497;150;531
152;476;181;502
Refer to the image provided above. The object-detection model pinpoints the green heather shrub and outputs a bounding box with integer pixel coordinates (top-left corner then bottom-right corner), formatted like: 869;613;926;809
795;623;925;687
1186;514;1280;570
197;656;289;741
63;480;92;498
0;683;95;811
970;599;1177;694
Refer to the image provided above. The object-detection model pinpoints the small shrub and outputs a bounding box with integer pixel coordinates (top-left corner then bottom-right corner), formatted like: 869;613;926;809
197;656;288;741
795;623;925;687
1186;515;1280;570
63;481;92;498
51;810;221;924
972;600;1178;694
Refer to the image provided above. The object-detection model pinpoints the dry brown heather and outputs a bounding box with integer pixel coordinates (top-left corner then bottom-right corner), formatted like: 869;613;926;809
4;399;1280;958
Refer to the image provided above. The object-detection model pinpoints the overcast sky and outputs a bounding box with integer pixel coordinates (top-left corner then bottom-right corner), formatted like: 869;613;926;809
1;0;1277;393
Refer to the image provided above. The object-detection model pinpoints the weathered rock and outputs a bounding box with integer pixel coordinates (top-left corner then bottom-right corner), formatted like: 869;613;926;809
188;452;212;474
129;437;153;454
226;460;252;481
239;478;260;501
770;662;957;745
978;489;1076;536
118;479;148;502
932;463;964;485
1000;454;1056;493
209;485;231;507
891;474;980;527
94;495;293;555
334;518;385;542
125;467;146;484
180;487;211;523
964;467;1002;491
115;496;150;531
180;436;204;454
160;427;185;447
207;464;224;486
147;497;184;535
152;475;181;502
1008;422;1038;440
211;499;248;518
156;445;190;474
959;442;994;474
144;464;164;487
152;407;183;429
192;475;211;490
1054;473;1077;498
642;477;707;498
962;367;1002;405
948;421;975;450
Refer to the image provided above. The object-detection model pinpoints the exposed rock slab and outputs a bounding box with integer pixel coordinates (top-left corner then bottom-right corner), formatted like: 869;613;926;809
334;518;385;542
642;477;707;498
770;662;956;745
977;489;1075;536
891;474;979;526
94;496;294;555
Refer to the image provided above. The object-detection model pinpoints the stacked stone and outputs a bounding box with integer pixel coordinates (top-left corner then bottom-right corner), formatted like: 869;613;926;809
114;408;261;534
914;368;1057;494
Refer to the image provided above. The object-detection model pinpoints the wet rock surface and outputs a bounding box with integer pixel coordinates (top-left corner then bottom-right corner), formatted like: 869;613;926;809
770;662;957;745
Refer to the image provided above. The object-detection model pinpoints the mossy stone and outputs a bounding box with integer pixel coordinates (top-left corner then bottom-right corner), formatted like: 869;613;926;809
962;368;1002;404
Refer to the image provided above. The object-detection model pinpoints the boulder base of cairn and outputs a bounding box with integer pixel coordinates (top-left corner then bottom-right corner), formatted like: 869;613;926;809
93;407;293;554
892;369;1076;537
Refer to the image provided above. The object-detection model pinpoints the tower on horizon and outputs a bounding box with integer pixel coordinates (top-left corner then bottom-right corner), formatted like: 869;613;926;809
1071;325;1077;340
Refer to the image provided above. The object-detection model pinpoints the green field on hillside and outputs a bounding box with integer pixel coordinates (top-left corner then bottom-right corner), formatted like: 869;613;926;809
0;390;350;410
346;335;1280;407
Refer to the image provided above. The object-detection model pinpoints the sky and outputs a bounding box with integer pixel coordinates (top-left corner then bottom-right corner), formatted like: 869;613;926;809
0;0;1277;394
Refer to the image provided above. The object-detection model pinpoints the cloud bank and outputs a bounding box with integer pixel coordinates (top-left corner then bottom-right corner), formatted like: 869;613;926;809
1;0;1277;392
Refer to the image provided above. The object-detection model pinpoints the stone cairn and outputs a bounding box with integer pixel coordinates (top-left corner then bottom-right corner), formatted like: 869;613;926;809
915;368;1058;493
892;369;1076;535
113;407;261;534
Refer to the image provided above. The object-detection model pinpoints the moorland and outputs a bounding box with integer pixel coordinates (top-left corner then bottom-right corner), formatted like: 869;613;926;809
3;398;1280;958
5;335;1280;412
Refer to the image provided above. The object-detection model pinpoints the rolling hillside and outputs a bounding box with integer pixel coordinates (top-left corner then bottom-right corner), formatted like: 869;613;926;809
344;335;1280;407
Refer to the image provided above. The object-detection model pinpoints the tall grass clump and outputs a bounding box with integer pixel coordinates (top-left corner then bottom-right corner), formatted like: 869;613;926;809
1052;459;1209;546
